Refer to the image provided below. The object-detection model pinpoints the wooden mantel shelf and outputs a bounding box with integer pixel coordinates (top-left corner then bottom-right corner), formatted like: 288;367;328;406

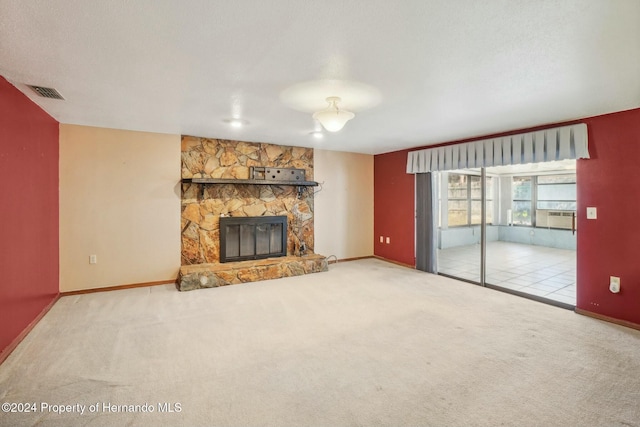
183;177;319;186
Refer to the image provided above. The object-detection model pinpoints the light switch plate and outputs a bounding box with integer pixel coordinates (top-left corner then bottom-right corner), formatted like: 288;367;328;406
586;207;597;219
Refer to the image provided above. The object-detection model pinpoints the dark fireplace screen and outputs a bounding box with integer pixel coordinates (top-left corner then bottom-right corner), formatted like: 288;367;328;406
219;216;287;263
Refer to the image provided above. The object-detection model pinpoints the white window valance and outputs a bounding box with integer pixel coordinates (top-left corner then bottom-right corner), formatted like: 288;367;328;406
406;123;589;174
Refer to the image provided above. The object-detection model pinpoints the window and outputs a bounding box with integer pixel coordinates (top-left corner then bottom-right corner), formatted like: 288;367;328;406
536;174;576;211
511;174;576;227
471;176;493;225
447;173;493;227
448;174;468;227
512;176;533;226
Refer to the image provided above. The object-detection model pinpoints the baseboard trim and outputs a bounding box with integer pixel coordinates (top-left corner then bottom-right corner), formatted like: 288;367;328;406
328;256;374;264
61;279;177;296
373;256;416;269
0;294;60;366
575;308;640;332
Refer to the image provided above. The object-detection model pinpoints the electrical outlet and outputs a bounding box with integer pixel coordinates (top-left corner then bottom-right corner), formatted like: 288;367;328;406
89;254;97;264
609;276;620;293
587;207;597;220
379;236;384;243
386;237;390;244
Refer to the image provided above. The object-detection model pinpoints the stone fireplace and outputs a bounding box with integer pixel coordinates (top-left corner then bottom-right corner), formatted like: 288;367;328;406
178;137;328;291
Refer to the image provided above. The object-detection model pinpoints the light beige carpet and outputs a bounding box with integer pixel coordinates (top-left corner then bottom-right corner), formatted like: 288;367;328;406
1;258;639;427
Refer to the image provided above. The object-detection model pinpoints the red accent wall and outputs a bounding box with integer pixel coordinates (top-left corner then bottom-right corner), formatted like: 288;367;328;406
0;77;59;355
374;149;415;266
374;107;640;326
577;108;640;324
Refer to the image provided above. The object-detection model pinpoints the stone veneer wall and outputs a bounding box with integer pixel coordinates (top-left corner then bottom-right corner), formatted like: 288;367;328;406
181;136;315;265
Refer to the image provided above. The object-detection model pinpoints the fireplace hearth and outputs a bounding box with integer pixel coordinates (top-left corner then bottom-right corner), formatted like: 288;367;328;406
219;216;287;263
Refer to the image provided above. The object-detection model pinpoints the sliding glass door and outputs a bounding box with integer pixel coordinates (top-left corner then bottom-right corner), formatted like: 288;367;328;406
484;162;577;306
431;161;577;307
436;170;483;284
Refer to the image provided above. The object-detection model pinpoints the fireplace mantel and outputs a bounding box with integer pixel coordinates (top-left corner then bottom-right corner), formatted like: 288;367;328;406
183;177;318;199
183;177;318;186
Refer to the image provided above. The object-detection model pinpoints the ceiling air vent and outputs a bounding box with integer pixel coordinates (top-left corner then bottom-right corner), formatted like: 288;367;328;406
27;85;64;100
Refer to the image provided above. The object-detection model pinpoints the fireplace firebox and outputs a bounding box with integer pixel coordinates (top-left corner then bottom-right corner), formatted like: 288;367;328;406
219;216;287;263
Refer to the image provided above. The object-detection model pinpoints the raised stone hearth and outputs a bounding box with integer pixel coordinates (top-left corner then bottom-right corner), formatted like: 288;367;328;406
178;254;328;291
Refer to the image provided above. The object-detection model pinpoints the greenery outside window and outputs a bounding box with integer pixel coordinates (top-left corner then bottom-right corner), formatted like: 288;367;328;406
512;176;533;225
511;174;576;227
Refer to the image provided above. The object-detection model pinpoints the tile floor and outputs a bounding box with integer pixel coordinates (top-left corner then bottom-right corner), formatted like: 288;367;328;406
438;241;576;306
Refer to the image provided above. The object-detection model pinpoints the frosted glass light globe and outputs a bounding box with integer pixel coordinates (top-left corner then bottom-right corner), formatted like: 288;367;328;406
312;97;355;132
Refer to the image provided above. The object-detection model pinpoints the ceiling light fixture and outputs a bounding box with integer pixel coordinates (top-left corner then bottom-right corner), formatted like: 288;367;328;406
312;97;354;132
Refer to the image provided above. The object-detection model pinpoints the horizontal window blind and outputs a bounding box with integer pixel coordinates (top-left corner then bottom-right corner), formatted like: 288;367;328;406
406;123;589;173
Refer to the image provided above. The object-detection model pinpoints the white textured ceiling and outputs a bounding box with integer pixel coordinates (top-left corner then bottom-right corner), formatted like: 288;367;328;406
1;1;639;155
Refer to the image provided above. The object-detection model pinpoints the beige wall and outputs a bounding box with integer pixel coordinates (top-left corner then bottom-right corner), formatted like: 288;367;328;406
314;149;374;259
59;124;181;291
